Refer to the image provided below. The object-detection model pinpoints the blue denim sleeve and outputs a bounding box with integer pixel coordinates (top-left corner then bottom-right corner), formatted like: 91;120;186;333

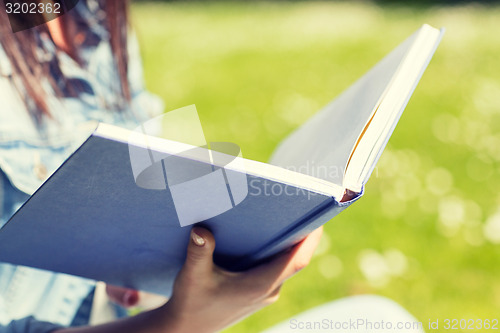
0;317;63;333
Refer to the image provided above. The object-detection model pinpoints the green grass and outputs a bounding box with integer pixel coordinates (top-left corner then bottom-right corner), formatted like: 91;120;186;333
131;2;500;332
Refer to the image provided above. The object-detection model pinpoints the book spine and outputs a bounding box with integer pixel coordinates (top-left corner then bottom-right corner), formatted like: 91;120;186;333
230;190;363;271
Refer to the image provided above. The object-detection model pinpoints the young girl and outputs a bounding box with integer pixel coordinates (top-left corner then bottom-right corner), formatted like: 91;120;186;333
0;0;323;332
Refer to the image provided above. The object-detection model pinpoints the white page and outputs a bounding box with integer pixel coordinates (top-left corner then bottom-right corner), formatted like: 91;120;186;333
96;123;344;198
345;25;444;190
269;28;421;187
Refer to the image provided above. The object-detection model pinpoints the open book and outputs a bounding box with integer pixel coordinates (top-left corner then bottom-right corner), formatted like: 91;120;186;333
0;25;444;296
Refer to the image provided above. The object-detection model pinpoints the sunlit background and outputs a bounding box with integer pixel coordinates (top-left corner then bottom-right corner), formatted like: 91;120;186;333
131;1;500;331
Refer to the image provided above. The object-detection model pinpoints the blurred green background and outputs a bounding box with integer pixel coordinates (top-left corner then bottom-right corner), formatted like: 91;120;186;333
131;1;500;332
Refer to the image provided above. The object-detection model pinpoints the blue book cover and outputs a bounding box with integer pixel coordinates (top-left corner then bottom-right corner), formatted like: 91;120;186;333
0;25;443;296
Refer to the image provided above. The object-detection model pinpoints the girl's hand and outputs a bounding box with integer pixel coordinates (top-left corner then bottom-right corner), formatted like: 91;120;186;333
58;226;322;333
160;226;323;333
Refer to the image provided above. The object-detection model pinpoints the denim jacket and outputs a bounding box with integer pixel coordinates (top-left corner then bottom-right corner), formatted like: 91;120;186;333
0;0;163;330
